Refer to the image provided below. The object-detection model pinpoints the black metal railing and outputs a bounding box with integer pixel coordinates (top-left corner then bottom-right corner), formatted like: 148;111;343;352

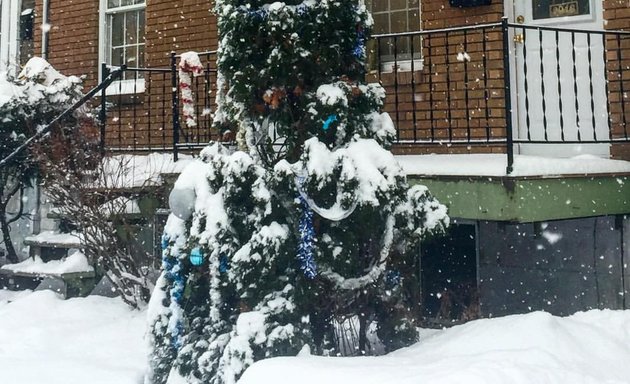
373;18;630;173
99;51;219;160
95;20;629;173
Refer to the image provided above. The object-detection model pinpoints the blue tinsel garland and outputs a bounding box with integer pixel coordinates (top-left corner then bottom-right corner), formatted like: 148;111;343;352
161;234;185;349
297;192;317;280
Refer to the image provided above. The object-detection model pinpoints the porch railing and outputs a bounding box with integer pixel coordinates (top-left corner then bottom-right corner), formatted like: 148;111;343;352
98;19;630;173
99;51;218;161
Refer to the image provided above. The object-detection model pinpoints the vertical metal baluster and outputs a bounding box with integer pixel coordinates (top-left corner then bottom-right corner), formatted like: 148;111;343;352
393;36;400;142
603;33;612;140
446;31;453;142
205;53;211;142
428;33;435;142
99;63;108;154
587;32;597;141
195;75;201;145
616;34;628;139
464;29;471;142
502;17;514;174
572;31;581;142
539;29;548;141
411;33;418;143
133;72;138;151
162;72;167;150
523;28;531;140
171;52;180;161
147;71;152;150
555;30;565;141
482;27;490;141
118;75;123;149
377;36;382;83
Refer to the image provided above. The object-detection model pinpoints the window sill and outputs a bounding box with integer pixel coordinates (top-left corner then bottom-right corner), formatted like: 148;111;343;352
379;59;424;73
104;78;145;96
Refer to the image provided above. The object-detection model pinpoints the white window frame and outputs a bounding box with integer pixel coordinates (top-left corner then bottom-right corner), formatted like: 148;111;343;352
0;0;21;73
369;0;423;73
98;0;146;95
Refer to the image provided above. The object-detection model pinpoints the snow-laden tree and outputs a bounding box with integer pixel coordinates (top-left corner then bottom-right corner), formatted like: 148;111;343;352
146;2;448;383
0;58;83;264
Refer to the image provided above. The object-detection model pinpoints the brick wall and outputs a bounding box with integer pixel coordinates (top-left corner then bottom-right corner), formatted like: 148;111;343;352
386;0;506;155
421;0;503;30
145;0;217;67
604;0;630;159
34;0;100;88
33;0;219;150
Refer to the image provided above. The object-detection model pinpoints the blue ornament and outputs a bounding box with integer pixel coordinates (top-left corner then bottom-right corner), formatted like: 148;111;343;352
297;194;317;279
189;247;204;266
323;114;338;131
161;240;185;350
219;254;229;273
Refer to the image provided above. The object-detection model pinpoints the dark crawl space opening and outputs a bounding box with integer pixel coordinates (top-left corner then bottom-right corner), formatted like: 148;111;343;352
421;222;479;326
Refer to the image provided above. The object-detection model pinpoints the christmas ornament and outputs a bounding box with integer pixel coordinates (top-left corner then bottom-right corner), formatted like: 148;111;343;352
322;114;338;131
178;52;204;128
190;247;204;266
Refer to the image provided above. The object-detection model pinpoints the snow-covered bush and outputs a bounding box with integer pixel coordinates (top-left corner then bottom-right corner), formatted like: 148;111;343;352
146;2;449;384
0;58;83;263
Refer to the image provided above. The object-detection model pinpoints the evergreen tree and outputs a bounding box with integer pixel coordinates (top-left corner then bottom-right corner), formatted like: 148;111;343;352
146;2;449;383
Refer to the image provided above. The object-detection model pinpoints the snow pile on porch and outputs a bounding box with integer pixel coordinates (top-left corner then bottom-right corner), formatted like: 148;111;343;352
98;152;193;189
241;309;630;384
0;290;628;384
397;154;630;177
1;251;92;275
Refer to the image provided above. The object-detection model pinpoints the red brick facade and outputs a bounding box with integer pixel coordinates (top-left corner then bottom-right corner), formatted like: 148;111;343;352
26;0;630;160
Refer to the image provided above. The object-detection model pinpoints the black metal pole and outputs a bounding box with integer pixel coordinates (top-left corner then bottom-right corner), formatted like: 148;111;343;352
171;51;180;162
502;17;514;175
99;63;109;155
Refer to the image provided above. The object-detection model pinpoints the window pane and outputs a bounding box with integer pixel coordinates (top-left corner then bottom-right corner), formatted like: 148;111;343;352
391;0;408;11
138;10;145;39
107;0;119;8
125;11;137;45
371;0;388;12
111;13;124;46
125;46;137;65
372;13;389;34
138;44;145;68
532;0;590;20
390;11;407;33
111;47;124;66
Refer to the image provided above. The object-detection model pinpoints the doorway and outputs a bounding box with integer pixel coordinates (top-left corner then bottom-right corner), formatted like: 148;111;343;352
510;0;610;158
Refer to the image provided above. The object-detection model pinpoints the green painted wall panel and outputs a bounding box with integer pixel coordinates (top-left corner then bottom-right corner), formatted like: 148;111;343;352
411;175;629;222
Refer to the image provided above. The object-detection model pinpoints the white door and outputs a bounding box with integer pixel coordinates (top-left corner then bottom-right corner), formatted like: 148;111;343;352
511;0;609;158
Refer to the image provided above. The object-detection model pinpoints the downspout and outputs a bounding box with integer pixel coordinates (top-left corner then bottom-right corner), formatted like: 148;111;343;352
41;0;49;60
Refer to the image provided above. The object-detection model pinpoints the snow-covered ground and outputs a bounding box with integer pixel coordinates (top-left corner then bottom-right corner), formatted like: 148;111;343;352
0;290;146;384
1;290;629;384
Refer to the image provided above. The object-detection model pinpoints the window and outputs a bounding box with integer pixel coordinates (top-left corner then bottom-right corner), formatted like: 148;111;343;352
367;0;422;70
0;0;21;71
99;0;145;91
19;0;34;65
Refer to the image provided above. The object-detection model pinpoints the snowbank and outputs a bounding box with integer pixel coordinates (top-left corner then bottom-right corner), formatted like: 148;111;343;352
0;290;147;384
0;290;628;384
239;310;630;384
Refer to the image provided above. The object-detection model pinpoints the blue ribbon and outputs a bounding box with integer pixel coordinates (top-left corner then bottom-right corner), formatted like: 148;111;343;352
323;114;338;131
